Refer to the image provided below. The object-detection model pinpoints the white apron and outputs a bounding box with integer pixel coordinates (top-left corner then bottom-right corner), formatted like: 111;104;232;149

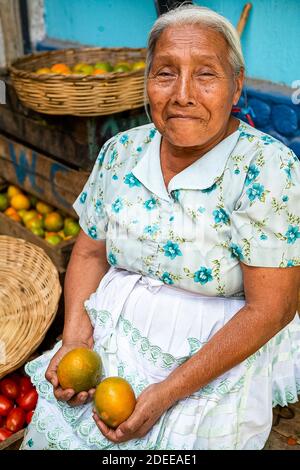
21;267;300;450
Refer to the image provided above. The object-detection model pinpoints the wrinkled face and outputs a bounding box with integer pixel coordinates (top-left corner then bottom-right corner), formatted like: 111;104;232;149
147;25;244;148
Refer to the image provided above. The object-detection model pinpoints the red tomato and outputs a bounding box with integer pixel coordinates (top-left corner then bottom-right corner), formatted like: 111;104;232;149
18;389;38;411
6;407;26;433
0;395;13;416
0;378;19;401
0;416;3;427
19;376;33;395
0;427;13;441
26;410;34;424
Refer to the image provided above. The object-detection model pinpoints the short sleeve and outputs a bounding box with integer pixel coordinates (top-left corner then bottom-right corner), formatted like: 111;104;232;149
73;139;113;240
230;147;300;268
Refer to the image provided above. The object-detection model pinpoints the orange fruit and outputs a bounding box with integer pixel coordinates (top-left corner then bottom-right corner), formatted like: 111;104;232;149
4;207;21;222
73;63;89;73
30;227;45;237
44;212;64;232
7;185;22;200
132;61;146;71
57;348;102;393
94;377;136;429
10;194;30;210
36;67;51;74
22;209;38;226
113;62;131;73
26;216;44;231
93;69;106;75
94;62;113;72
36;201;53;215
64;221;80;237
51;63;71;75
17;209;27;218
45;234;62;245
80;65;94;75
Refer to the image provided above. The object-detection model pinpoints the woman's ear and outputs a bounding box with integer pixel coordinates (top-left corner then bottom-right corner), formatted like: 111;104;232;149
233;68;245;105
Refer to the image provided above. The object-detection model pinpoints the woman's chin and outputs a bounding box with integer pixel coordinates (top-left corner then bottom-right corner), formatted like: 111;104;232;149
165;132;206;148
164;122;209;148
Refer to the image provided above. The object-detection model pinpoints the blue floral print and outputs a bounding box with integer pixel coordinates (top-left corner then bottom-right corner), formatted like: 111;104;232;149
230;243;244;260
124;172;141;188
261;135;275;145
80;192;87;204
108;252;117;265
95;200;102;214
245;164;260;186
171;190;180;202
163;241;182;260
144;224;159;235
144;197;157;211
161;272;174;285
193;267;213;285
246;183;265;202
285;225;300;245
213;208;230;225
73;121;300;295
112;197;124;213
88;226;97;239
119;134;129;145
284;161;294;180
149;128;156;139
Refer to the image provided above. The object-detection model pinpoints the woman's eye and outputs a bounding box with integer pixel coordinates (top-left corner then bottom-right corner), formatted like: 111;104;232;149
158;72;174;77
196;71;216;78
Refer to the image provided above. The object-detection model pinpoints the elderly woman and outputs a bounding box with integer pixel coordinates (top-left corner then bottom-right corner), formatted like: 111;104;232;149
21;5;300;450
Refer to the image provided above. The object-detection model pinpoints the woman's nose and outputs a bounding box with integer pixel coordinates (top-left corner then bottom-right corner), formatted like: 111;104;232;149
172;74;196;107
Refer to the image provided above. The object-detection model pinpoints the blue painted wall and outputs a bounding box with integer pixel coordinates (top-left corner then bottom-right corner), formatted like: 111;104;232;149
44;0;157;48
44;0;300;86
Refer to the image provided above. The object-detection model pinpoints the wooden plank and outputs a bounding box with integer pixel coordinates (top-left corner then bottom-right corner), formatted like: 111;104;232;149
0;211;74;272
0;74;148;171
0;429;25;450
0;134;89;216
0;0;23;67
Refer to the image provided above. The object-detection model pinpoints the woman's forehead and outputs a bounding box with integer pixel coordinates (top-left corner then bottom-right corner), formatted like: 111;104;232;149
153;25;229;62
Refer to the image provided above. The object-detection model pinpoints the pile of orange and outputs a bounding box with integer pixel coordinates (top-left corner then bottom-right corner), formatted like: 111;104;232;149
35;60;146;76
0;184;80;245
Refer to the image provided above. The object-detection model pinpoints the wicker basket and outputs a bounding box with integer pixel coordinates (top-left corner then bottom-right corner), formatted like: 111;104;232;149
0;235;61;378
9;47;147;116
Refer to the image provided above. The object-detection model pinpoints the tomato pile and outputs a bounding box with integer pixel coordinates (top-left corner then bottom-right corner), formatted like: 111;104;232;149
0;373;38;442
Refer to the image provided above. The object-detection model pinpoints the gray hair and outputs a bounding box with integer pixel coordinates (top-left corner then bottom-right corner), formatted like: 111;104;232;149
145;4;245;78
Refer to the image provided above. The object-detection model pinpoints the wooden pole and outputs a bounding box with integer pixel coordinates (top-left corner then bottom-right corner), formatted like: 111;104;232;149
0;0;24;66
237;3;252;37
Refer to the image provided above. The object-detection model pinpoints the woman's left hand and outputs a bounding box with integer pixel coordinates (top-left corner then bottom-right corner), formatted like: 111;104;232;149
92;381;175;443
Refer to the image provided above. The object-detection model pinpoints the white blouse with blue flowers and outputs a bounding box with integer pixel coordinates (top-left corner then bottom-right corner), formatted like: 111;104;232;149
73;121;300;298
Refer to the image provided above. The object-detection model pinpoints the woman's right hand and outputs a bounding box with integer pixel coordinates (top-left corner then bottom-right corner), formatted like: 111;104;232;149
45;340;95;407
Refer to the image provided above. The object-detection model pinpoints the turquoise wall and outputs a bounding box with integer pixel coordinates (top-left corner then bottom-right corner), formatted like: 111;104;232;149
44;0;157;48
44;0;300;86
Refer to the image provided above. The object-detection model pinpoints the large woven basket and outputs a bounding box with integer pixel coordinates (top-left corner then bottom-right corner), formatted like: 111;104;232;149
9;47;147;116
0;236;61;378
